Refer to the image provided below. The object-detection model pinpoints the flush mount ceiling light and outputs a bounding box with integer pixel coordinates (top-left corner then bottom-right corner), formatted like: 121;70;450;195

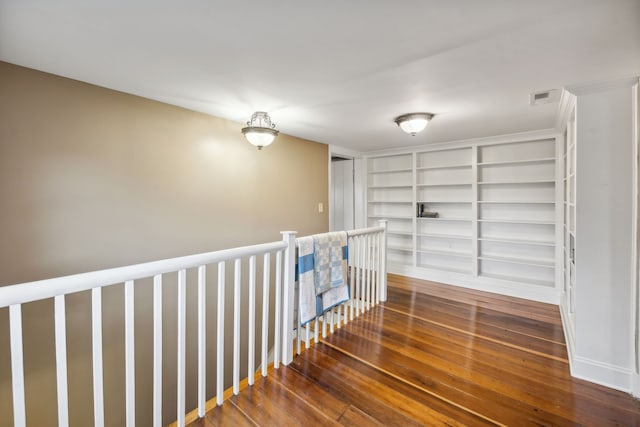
241;111;279;150
394;113;434;136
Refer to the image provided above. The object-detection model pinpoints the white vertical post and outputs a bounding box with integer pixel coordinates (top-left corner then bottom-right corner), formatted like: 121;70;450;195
197;265;206;417
233;258;241;394
305;323;310;349
280;231;297;366
322;313;327;338
54;294;69;427
9;304;26;427
378;220;388;302
152;275;162;427
92;288;105;427
348;236;355;322
177;270;186;427
314;319;319;344
248;256;256;386
216;262;225;406
296;316;301;356
365;234;371;311
337;304;342;329
330;310;335;334
124;280;135;427
355;236;363;317
375;232;380;305
274;251;282;368
261;253;270;377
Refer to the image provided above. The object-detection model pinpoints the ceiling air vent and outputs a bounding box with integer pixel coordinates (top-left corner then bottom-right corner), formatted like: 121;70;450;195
530;89;560;106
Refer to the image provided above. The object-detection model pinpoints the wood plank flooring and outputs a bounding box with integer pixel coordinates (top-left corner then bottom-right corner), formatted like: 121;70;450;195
190;274;640;426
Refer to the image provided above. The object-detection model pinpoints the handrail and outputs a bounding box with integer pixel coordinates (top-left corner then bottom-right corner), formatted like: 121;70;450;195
0;240;287;307
345;225;385;237
1;222;388;427
295;225;384;242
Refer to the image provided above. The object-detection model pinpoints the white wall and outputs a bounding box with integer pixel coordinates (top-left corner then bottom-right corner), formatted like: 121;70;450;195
568;79;638;391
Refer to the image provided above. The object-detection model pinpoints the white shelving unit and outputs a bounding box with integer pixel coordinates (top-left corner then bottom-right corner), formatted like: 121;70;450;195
563;111;577;339
415;147;474;274
476;139;556;287
367;153;414;266
366;136;558;297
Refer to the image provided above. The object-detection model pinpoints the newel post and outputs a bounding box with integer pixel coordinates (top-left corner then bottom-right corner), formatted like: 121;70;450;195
280;231;297;365
378;220;388;302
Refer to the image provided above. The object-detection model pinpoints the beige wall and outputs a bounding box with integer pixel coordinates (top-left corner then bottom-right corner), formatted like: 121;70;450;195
0;61;328;425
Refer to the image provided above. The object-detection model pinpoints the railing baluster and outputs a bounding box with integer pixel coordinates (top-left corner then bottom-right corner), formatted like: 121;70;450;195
349;237;358;320
216;262;225;406
348;236;354;322
375;232;381;305
322;313;327;338
261;253;270;377
9;304;26;427
274;250;282;368
54;294;69;427
153;275;162;427
296;317;301;356
329;309;335;334
233;258;241;394
197;265;206;417
366;234;371;311
379;220;388;302
248;256;256;386
177;270;186;427
92;287;105;427
359;235;365;316
125;280;135;427
305;322;310;349
281;231;297;366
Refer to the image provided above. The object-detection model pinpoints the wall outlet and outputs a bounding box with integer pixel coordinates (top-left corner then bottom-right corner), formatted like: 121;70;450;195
318;202;324;213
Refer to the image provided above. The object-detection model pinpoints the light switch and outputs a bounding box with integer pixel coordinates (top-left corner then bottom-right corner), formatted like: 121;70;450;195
318;202;324;213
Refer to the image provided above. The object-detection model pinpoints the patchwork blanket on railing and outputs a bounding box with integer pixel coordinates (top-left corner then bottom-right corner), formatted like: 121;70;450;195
297;232;349;325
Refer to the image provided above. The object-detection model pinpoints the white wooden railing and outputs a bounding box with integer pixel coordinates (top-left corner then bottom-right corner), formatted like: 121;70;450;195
0;221;387;427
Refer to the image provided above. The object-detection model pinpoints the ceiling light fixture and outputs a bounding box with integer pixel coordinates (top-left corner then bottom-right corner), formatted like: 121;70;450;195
241;111;279;150
394;113;434;136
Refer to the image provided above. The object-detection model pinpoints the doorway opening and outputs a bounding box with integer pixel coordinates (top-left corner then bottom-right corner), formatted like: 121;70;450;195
330;156;355;231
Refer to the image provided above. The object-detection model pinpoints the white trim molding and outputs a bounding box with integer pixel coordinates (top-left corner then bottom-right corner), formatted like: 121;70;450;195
566;75;640;97
572;356;634;393
365;128;559;158
555;89;576;131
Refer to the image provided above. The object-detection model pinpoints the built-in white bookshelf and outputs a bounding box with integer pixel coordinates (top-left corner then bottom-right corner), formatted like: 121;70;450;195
366;136;557;295
477;139;556;287
367;153;414;266
563;110;577;339
415;147;473;274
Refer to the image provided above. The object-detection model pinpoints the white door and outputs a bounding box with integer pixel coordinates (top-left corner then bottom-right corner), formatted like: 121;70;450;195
331;158;355;231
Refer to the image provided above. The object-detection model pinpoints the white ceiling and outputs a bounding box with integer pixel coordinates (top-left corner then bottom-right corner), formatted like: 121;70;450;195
1;0;639;152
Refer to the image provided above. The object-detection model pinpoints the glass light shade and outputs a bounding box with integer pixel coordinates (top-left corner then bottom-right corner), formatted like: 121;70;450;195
241;112;279;149
394;113;434;136
243;128;277;149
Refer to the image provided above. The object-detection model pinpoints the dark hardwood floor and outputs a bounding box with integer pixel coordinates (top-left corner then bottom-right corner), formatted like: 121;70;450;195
188;274;640;426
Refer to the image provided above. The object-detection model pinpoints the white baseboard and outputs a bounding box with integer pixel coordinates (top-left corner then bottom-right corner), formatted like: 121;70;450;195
571;356;633;393
632;373;640;398
388;264;561;304
559;297;576;370
559;294;634;393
